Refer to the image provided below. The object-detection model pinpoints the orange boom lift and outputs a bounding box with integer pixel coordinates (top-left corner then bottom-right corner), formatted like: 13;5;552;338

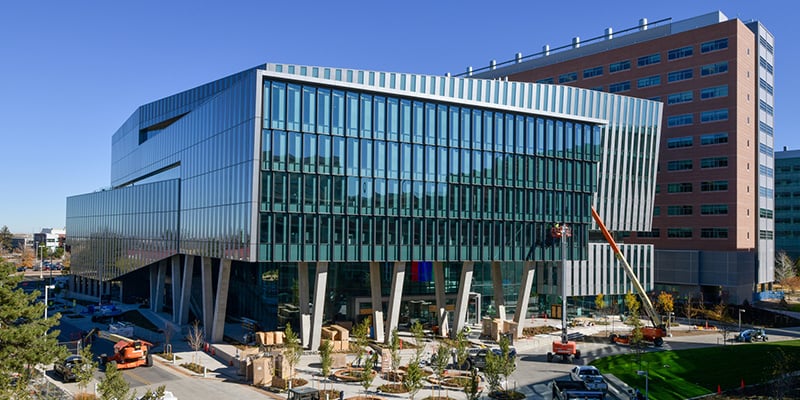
591;207;667;347
547;223;581;362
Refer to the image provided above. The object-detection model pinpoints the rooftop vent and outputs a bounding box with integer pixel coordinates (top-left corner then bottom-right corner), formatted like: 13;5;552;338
516;52;523;63
572;37;580;48
605;27;613;39
543;44;550;56
639;18;648;31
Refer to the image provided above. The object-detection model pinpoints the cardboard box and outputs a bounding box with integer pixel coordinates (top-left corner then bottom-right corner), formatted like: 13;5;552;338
252;356;273;386
274;331;284;345
330;325;349;342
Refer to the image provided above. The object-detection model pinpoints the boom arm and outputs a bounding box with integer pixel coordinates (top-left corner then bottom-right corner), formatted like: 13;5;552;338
591;207;662;328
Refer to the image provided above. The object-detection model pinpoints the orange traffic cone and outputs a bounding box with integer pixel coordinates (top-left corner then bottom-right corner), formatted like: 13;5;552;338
717;384;721;394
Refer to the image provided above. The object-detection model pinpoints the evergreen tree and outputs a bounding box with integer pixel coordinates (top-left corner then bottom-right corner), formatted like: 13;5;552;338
389;328;401;378
74;343;99;394
0;226;12;252
283;323;302;386
319;339;333;391
98;362;133;400
0;258;68;397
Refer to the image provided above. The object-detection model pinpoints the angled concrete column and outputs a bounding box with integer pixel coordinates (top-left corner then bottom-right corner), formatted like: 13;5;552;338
384;262;406;344
298;262;311;347
201;257;214;335
433;262;449;338
453;262;474;338
153;260;167;312
491;262;507;320
211;259;231;343
170;255;181;320
309;262;328;351
369;262;385;343
513;261;535;339
149;266;158;307
178;255;195;324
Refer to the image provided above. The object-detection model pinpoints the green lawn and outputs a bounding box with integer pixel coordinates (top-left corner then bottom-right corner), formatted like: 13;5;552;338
591;340;800;400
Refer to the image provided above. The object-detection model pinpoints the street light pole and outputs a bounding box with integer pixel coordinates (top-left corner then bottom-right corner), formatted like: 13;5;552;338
43;284;55;319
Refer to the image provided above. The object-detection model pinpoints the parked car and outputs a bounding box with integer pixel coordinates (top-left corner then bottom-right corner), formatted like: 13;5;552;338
54;355;90;382
737;328;768;342
570;365;608;393
462;346;517;370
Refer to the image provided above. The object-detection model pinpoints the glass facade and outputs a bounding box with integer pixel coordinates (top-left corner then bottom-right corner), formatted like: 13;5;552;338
68;63;661;331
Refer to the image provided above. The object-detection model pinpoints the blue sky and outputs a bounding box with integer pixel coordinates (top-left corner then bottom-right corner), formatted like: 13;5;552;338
0;1;795;234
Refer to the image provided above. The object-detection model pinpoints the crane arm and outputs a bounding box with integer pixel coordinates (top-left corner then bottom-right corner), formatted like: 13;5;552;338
591;207;662;328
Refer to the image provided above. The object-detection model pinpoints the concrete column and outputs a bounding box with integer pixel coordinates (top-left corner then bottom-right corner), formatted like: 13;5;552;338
492;262;507;320
201;257;214;335
211;259;232;343
309;262;329;351
153;260;167;312
384;262;406;343
298;262;311;347
513;261;535;339
369;262;385;343
149;266;157;307
178;255;195;324
170;255;181;319
433;262;449;338
453;262;474;338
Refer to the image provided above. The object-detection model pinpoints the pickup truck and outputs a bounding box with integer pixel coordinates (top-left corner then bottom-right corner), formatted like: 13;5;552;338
54;355;88;382
570;365;609;393
551;378;605;400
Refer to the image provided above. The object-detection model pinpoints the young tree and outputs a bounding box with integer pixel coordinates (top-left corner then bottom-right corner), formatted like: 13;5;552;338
776;250;797;284
138;385;168;400
463;367;483;400
402;357;424;400
431;343;450;398
352;316;372;367
284;323;302;386
98;362;133;400
483;348;503;393
410;320;425;360
0;225;12;252
594;293;605;317
389;328;401;379
21;247;35;268
186;320;205;365
319;339;333;390
453;329;469;370
656;292;674;316
0;258;68;398
360;350;376;395
74;343;99;395
497;335;516;391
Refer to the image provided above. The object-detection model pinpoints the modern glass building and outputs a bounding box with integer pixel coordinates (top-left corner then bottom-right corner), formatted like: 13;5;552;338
67;64;661;349
775;149;800;259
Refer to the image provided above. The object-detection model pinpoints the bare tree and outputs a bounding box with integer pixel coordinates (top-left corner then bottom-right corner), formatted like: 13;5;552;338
776;251;797;283
186;320;205;365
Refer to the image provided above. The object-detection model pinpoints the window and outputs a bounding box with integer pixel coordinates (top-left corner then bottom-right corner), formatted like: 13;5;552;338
668;69;693;82
759;143;773;157
701;38;728;53
760;78;774;95
759;208;774;219
583;66;603;78
759;164;774;178
759;57;774;74
668;205;693;216
759;121;774;136
637;53;661;67
759;100;774;116
701;61;728;76
536;77;554;84
668;228;693;238
700;156;728;169
701;204;728;215
701;109;729;122
668;46;694;60
759;230;774;240
700;85;728;99
668;160;693;171
701;180;729;192
701;228;728;238
667;136;693;149
609;60;631;73
559;72;578;83
759;186;774;197
608;81;631;93
667;91;693;105
700;132;728;145
667;114;693;127
760;36;774;54
668;182;693;193
637;75;661;88
637;229;660;238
